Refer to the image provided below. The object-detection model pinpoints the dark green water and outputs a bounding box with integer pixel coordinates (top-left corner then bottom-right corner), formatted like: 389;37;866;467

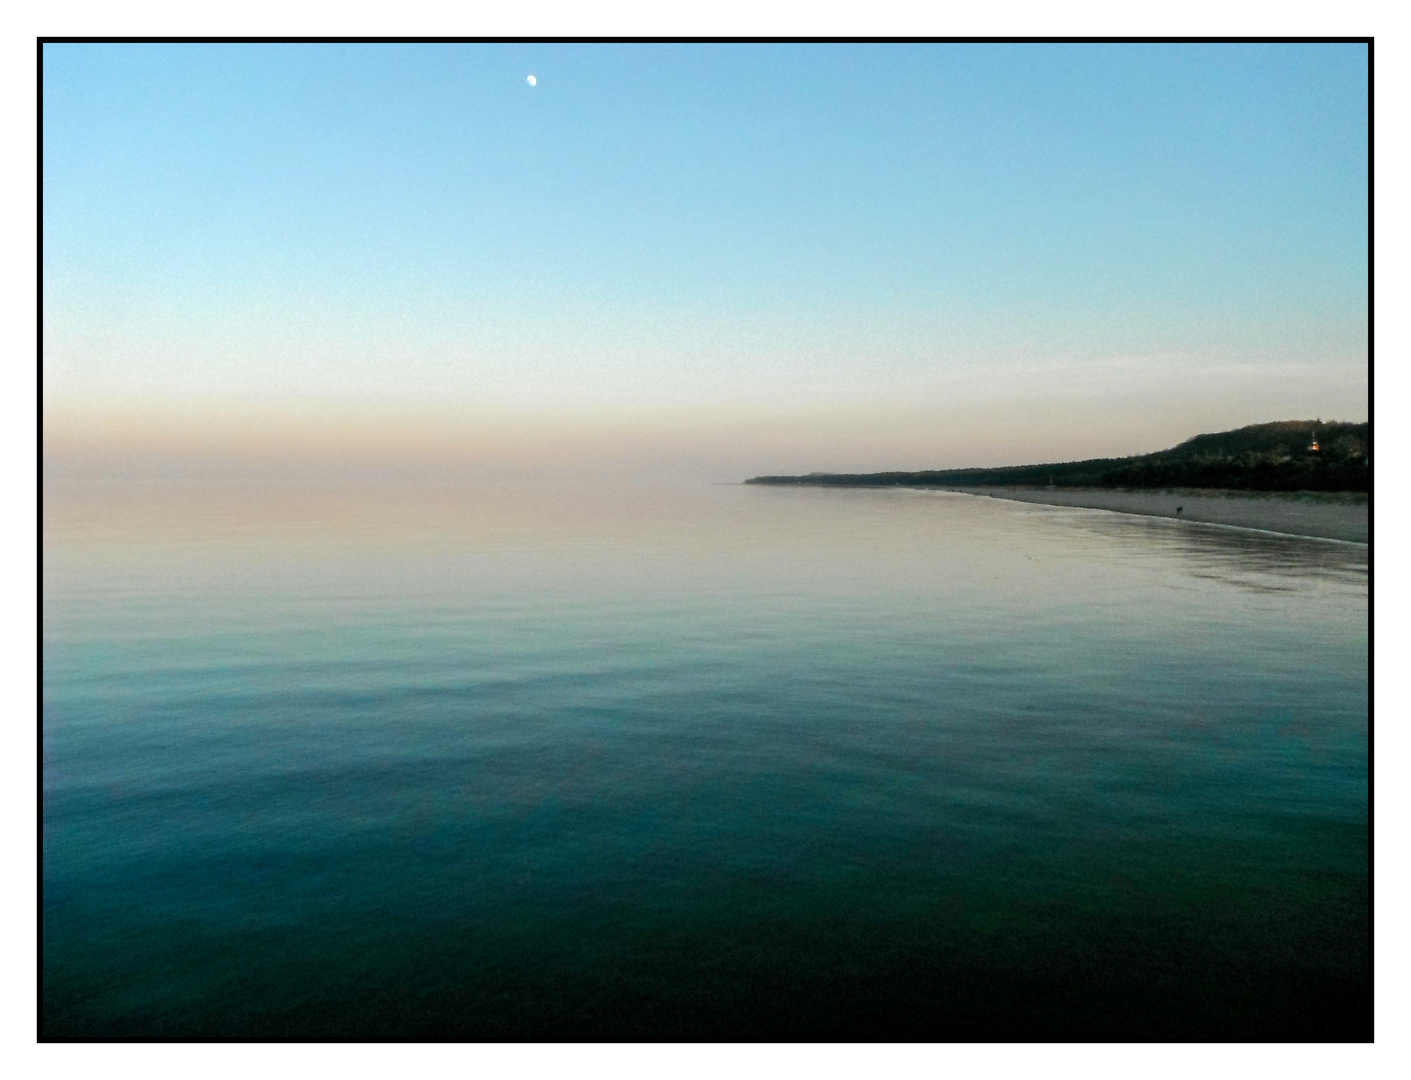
42;480;1369;1040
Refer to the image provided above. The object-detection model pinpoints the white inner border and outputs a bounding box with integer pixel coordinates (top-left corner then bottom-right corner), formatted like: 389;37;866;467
15;5;1401;1076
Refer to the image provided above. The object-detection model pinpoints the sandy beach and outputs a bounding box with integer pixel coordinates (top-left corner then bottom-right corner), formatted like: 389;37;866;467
944;487;1368;543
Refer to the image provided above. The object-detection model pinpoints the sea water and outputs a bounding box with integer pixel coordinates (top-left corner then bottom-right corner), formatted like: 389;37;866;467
42;480;1370;1039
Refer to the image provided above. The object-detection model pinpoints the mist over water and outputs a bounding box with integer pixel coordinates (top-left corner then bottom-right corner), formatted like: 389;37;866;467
42;480;1369;1039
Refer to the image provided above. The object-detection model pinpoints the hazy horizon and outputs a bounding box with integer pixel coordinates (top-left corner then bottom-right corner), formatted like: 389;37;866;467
43;43;1367;482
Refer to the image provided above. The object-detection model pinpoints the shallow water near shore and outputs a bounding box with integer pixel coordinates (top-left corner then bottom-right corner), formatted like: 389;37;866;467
42;479;1370;1040
941;485;1369;543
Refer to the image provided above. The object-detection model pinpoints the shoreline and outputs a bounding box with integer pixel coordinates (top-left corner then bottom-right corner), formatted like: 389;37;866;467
935;486;1368;544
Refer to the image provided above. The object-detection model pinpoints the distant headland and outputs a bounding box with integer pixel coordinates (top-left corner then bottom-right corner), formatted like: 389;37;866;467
746;420;1370;494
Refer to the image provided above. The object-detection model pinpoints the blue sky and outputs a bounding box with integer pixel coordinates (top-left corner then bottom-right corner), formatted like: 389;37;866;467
43;43;1368;477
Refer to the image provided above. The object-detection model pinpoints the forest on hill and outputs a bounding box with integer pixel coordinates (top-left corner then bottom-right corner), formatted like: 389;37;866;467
746;420;1370;493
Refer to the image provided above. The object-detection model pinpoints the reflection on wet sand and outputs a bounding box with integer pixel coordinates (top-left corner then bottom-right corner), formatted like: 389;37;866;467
1070;509;1367;594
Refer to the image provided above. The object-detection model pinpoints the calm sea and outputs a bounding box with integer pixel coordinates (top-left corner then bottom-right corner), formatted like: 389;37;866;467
42;479;1370;1040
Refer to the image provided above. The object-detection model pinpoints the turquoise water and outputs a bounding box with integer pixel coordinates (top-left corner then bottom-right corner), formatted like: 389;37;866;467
42;480;1369;1040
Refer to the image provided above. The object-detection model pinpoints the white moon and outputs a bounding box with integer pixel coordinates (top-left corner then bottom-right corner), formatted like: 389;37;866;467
526;75;537;86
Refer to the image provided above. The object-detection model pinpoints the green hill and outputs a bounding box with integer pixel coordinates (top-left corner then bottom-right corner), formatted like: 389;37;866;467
746;420;1370;493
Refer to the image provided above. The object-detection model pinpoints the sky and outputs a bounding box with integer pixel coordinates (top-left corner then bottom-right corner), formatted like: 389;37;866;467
42;42;1368;480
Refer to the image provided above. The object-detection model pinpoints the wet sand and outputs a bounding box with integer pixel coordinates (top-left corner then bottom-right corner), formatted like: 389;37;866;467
944;487;1368;543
